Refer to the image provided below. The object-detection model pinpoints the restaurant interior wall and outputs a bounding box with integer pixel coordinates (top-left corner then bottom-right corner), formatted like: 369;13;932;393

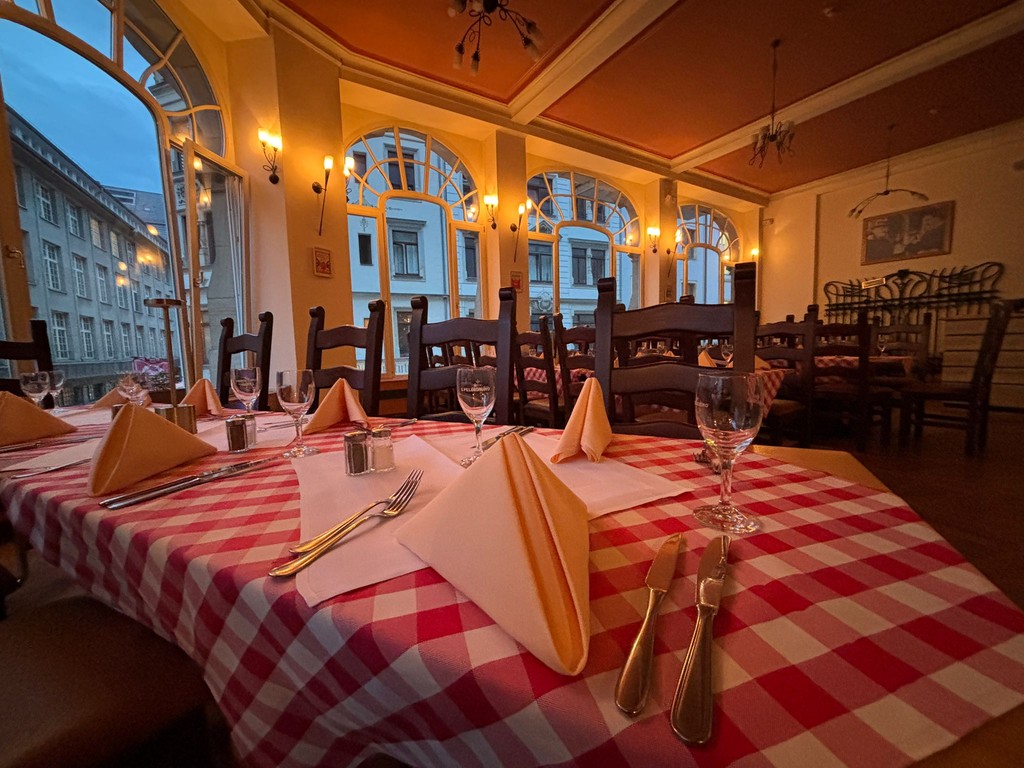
762;120;1024;322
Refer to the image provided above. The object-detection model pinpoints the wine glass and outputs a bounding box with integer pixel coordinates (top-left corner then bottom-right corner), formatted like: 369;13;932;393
277;369;318;458
456;366;496;467
117;371;150;406
876;334;888;356
720;341;734;366
231;367;262;414
693;370;764;534
19;371;50;408
48;369;66;414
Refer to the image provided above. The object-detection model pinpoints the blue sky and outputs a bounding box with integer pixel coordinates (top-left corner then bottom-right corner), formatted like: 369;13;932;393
0;7;163;192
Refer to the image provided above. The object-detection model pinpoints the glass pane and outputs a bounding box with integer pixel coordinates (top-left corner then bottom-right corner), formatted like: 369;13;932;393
615;251;641;309
0;19;178;404
385;198;449;375
455;229;480;318
51;0;113;59
348;212;378;369
527;239;554;326
558;225;609;327
689;246;722;303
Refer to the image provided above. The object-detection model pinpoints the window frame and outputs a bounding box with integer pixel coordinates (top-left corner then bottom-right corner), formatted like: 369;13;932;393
50;311;70;359
37;183;56;224
80;316;96;360
42;240;62;291
72;254;88;298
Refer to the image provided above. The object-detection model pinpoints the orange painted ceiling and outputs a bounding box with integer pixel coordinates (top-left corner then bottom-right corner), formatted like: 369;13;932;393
279;0;1024;195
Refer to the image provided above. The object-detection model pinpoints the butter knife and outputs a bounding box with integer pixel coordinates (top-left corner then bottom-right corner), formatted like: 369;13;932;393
615;533;683;716
671;535;730;744
100;456;282;510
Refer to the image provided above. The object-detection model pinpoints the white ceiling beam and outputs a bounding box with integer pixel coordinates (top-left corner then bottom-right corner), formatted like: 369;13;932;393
670;0;1024;172
508;0;677;124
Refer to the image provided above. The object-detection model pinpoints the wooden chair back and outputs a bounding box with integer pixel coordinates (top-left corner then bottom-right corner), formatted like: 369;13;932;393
756;305;818;445
406;288;517;424
216;311;273;411
594;262;757;439
515;316;560;427
552;314;595;417
305;300;385;415
872;313;933;378
0;319;55;407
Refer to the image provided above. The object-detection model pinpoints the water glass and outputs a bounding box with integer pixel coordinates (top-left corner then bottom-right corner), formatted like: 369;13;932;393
19;371;50;408
231;367;262;413
48;369;66;413
117;371;150;406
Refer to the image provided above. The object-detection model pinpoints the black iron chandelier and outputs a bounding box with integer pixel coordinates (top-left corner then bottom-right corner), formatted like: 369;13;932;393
750;39;796;167
449;0;541;75
849;124;929;218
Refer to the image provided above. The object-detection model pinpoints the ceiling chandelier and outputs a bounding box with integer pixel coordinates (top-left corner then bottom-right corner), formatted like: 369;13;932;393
449;0;541;75
849;124;929;218
750;39;795;167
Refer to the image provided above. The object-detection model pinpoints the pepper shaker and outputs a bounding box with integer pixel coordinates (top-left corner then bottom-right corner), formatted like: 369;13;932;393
344;431;371;476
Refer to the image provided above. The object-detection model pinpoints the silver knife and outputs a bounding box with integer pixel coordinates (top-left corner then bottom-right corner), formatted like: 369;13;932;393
615;533;683;716
0;436;93;455
100;455;283;510
671;535;730;744
481;425;533;450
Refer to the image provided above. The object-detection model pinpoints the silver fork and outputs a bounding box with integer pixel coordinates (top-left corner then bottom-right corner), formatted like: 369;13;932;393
289;470;422;554
7;457;90;479
269;472;423;578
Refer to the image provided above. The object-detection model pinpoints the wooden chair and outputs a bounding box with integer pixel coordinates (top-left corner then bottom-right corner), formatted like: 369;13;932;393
305;300;385;416
813;311;893;452
899;300;1013;455
870;313;933;390
406;288;517;424
215;311;273;411
515;316;561;428
0;596;213;768
756;304;818;446
552;314;595;419
0;319;54;408
594;262;757;439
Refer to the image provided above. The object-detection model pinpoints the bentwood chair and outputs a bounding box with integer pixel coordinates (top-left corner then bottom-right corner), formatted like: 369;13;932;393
305;300;385;416
813;311;893;452
0;319;54;407
552;314;595;418
215;311;273;412
756;304;818;446
899;300;1013;455
594;262;757;439
515;316;561;428
406;288;517;425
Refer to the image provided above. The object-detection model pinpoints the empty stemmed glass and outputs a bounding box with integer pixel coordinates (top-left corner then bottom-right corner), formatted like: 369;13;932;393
231;367;262;414
876;334;888;356
117;371;150;406
456;366;496;467
719;341;734;366
48;369;66;414
277;369;318;458
19;371;50;408
693;370;765;534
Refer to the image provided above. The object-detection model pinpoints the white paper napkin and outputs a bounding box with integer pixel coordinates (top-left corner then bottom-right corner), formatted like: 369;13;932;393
1;438;101;471
62;409;117;427
292;435;463;606
195;420;294;453
428;431;692;519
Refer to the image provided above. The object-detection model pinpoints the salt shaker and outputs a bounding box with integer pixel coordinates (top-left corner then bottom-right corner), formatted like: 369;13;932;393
344;431;371;476
370;427;395;472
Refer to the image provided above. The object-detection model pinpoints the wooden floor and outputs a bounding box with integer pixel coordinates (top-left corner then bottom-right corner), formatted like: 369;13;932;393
4;409;1023;766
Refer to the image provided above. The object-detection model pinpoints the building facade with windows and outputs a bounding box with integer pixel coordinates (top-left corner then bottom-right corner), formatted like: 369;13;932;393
8;107;175;404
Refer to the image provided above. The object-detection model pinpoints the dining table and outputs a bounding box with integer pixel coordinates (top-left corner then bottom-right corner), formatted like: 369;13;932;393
2;411;1023;768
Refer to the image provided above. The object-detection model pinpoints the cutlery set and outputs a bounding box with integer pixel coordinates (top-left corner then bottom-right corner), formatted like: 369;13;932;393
614;534;731;744
480;425;534;450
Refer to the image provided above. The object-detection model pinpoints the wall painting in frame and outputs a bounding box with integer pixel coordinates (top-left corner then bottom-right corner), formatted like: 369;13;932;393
861;200;954;266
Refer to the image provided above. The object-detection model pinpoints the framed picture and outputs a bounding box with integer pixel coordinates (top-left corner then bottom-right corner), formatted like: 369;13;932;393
312;246;333;277
861;200;954;265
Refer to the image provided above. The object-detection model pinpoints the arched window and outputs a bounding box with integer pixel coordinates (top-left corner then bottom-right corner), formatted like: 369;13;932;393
524;171;640;328
345;127;482;375
673;204;740;304
0;0;242;396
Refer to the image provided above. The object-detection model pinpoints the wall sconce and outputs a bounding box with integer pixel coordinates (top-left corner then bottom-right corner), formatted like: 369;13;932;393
483;194;498;229
257;129;282;184
343;156;355;177
146;224;159;237
749;248;760;259
509;199;531;233
646;226;660;253
312;155;333;236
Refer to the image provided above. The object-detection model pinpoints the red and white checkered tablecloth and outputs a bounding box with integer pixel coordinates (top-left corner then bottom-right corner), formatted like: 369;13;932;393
3;420;1023;767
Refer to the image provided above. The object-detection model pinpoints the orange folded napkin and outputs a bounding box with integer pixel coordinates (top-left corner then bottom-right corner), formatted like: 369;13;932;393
396;433;590;675
90;388;152;409
87;404;216;496
697;350;770;371
755;355;771;370
303;379;368;435
0;391;77;448
180;378;224;417
551;377;611;463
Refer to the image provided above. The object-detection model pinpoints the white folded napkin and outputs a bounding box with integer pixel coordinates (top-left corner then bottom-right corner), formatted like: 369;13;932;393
293;436;462;605
0;392;77;448
551;377;612;463
2;438;100;471
396;434;590;675
194;420;294;453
